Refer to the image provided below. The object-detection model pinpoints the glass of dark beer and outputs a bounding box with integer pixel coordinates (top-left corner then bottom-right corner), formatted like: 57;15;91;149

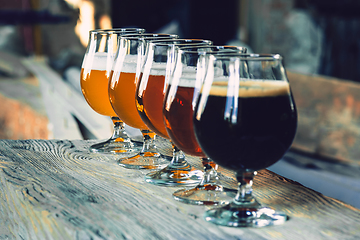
136;39;212;186
164;46;247;205
80;28;145;153
193;53;297;227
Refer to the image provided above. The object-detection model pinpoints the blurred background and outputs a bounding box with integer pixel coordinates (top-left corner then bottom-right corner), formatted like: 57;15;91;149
1;0;360;208
1;0;360;79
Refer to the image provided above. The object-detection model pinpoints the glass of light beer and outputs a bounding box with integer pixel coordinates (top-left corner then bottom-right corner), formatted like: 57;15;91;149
81;28;144;153
109;33;178;169
193;53;298;227
164;46;247;205
135;39;212;186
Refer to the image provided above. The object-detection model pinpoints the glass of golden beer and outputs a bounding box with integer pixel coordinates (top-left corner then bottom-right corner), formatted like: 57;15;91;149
134;39;213;186
109;33;178;169
193;53;297;227
164;46;247;205
81;28;144;153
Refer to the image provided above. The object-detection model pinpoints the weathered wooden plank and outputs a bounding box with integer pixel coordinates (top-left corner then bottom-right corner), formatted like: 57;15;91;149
22;58;112;140
0;139;358;239
0;51;29;78
0;76;50;139
288;71;360;165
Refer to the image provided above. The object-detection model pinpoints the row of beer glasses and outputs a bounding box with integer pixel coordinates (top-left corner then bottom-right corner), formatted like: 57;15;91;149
145;44;247;205
81;28;298;227
81;30;239;203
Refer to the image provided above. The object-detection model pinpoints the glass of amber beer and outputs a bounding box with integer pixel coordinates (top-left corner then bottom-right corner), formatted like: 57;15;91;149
80;28;144;153
164;46;247;205
193;53;298;227
109;33;178;169
136;39;212;186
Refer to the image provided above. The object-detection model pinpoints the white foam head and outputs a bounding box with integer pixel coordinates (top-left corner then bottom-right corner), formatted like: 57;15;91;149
119;55;138;73
148;62;167;75
82;52;115;71
170;66;198;88
208;79;291;97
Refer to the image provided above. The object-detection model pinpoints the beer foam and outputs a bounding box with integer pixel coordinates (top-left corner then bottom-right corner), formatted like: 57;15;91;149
171;66;198;88
208;79;291;97
173;77;197;88
117;55;166;74
82;52;115;71
148;62;167;75
119;55;138;73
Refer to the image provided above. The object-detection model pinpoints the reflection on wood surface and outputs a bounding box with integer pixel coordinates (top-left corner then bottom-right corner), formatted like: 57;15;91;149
0;138;359;239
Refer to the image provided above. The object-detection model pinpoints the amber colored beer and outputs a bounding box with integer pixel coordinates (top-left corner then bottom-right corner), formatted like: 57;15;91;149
136;74;169;138
81;68;117;117
109;71;149;130
163;84;206;157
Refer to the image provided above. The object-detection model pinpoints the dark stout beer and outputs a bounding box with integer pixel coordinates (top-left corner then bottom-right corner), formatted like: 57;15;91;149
193;80;297;171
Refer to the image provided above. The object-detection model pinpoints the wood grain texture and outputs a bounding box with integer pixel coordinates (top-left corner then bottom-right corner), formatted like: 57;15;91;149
0;138;359;239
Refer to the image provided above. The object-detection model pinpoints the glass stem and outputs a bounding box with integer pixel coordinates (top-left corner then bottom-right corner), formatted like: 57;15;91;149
167;144;190;170
111;117;129;141
234;171;259;206
140;130;158;154
198;158;220;186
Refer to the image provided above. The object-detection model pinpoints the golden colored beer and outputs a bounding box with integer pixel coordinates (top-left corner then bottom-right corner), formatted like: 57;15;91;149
80;53;117;117
109;70;149;130
81;69;117;117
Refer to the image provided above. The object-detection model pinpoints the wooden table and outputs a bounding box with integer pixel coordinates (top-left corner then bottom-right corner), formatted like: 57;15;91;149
0;138;359;239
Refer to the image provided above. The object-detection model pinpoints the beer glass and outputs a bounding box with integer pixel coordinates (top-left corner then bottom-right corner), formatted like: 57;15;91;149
109;33;178;169
136;39;212;186
193;54;297;227
81;28;144;153
165;46;247;205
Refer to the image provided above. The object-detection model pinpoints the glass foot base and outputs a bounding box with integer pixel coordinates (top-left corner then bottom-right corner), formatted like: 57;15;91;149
204;202;288;227
144;166;203;187
173;184;236;205
118;153;171;170
90;139;142;154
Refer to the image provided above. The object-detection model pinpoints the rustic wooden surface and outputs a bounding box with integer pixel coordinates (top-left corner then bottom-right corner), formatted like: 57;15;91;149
288;71;360;165
0;138;359;239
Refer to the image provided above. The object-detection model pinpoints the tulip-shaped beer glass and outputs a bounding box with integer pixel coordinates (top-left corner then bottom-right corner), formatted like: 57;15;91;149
80;28;144;153
193;54;297;227
165;46;247;205
135;39;212;186
109;33;178;169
